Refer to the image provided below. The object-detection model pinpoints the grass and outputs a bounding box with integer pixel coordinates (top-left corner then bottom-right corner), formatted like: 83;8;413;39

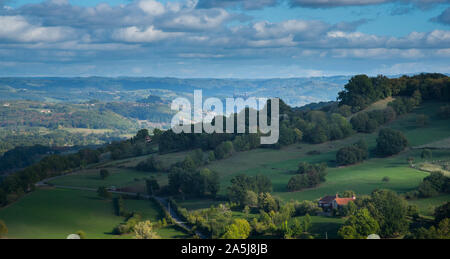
48;168;156;190
408;194;450;218
0;188;189;239
62;128;114;135
5;102;448;239
295;216;345;239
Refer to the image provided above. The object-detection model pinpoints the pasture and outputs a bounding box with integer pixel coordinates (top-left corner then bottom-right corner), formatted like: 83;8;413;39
0;188;189;239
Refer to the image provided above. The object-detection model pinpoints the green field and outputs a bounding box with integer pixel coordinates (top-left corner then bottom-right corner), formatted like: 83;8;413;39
0;188;189;239
1;102;449;239
48;168;158;190
408;194;450;218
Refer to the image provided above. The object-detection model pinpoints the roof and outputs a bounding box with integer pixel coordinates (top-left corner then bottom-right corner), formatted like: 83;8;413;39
335;197;356;206
319;194;356;205
319;195;337;203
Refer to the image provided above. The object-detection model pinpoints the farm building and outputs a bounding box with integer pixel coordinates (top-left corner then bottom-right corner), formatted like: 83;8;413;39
318;194;356;210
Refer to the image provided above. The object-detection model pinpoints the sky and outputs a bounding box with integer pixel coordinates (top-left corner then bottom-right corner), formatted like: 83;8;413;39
0;0;449;78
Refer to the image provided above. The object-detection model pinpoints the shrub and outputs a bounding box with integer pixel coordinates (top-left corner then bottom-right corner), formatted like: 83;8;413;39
421;149;433;160
439;105;450;119
336;140;369;166
376;128;408;157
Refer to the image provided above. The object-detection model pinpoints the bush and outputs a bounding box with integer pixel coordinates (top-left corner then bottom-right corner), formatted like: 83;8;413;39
439;105;450;119
336;140;368;166
418;172;449;198
294;200;322;216
421;149;433;160
434;202;450;223
136;156;165;172
100;169;109;180
376;128;408;157
288;162;327;192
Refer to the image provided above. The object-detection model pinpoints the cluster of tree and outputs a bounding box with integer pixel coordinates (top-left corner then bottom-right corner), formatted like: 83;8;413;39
136;156;165;172
376;128;408;157
113;196;131;217
336;140;369;166
104;101;173;124
0;145;54;173
221;219;252;239
172;197;316;239
0;127;124;155
158;99;355;155
350;108;396;133
338;75;393;113
0;101;136;130
388;90;422;116
145;177;160;196
292;200;323;216
158;130;235;154
287;111;353;145
338;190;410;239
405;172;450;198
113;212;143;235
338;73;450;113
134;220;161;239
227;174;273;206
0;148;101;206
107;129;157;160
407;202;450;239
97;186;112;200
168;167;220;198
287;162;327;192
214;141;234;160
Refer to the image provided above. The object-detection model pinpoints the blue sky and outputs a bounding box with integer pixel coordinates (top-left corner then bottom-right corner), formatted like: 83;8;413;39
0;0;449;78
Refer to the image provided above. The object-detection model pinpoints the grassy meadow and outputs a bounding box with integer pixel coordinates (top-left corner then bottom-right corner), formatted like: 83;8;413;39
0;188;189;239
1;101;449;238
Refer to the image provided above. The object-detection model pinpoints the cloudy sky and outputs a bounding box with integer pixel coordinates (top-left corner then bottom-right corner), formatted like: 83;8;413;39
0;0;449;78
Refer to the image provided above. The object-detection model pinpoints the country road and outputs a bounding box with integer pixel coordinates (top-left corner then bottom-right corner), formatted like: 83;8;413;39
36;178;206;239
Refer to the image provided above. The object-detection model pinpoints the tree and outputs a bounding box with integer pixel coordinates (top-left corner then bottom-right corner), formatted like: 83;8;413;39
146;177;160;196
243;190;258;208
134;221;160;239
302;214;312;233
76;230;86;239
100;169;109;180
376;128;408;157
362;190;408;237
228;174;272;205
339;208;379;239
338;225;357;239
258;193;279;213
434;202;450;223
97;186;111;200
421;149;433;160
409;218;450;239
0;220;7;237
340;190;356;198
221;219;251;239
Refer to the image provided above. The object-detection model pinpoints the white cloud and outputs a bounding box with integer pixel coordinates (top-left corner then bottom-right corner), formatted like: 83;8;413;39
289;0;448;8
0;16;74;42
138;0;166;16
113;25;181;42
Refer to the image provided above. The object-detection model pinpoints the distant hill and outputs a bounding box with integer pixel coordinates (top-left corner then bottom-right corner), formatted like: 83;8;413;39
0;76;350;107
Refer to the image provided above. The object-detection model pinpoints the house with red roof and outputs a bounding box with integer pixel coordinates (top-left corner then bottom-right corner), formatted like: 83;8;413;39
318;194;356;211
